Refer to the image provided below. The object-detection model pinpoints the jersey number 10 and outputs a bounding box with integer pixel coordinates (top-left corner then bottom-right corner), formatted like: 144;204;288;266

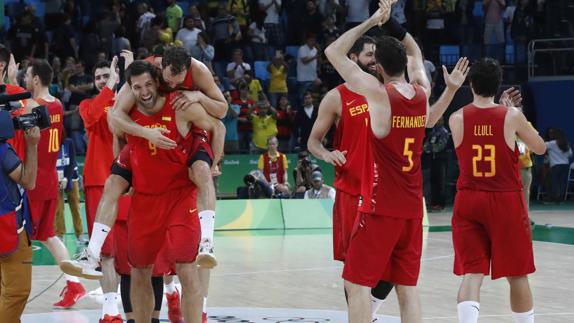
472;144;496;177
48;128;60;153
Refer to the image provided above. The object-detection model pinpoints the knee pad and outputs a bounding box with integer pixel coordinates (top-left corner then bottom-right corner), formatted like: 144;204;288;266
151;276;164;311
371;280;394;300
120;275;133;313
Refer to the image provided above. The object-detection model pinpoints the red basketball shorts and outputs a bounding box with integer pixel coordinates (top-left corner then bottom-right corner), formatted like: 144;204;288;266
343;213;423;287
452;190;535;279
187;129;214;167
29;198;58;241
113;220;174;276
128;187;200;268
333;190;359;261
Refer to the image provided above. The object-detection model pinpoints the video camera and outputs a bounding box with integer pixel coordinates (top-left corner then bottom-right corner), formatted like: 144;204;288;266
0;85;51;140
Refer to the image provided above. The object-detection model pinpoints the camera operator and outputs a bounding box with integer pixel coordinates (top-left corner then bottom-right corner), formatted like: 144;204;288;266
294;151;320;197
0;111;40;321
237;170;273;199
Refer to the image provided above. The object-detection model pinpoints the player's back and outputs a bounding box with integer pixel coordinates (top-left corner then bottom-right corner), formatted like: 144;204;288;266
127;93;193;194
28;98;64;201
332;84;370;196
455;104;522;192
370;84;427;218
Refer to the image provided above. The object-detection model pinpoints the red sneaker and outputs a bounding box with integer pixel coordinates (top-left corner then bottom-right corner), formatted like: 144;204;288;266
99;314;123;323
202;311;208;323
53;281;86;308
166;289;184;323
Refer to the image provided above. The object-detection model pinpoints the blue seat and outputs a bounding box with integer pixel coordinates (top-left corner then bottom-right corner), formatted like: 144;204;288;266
285;46;299;59
505;44;515;64
254;61;270;82
439;45;460;66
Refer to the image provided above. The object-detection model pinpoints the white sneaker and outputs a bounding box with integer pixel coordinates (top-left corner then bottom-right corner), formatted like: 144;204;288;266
196;239;217;269
60;249;103;280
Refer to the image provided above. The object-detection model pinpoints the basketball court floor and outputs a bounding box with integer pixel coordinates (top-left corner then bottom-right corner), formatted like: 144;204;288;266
22;205;574;323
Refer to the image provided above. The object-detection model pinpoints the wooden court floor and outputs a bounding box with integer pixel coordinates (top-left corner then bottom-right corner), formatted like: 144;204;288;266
22;206;574;322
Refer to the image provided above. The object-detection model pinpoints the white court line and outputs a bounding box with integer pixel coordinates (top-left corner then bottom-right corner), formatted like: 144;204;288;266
424;312;574;320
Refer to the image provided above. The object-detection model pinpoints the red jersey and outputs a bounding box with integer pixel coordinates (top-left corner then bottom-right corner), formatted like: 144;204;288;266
145;55;194;91
455;105;522;192
370;84;427;218
79;87;115;187
357;130;375;213
126;92;194;194
27;98;64;201
333;84;371;196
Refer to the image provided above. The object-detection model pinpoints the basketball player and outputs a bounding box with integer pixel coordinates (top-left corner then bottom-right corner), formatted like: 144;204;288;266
23;59;86;308
110;47;224;270
449;58;546;323
325;1;468;322
122;60;221;323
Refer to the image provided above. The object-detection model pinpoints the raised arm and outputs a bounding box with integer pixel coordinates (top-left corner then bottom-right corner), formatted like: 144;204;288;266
404;34;431;98
308;89;346;166
427;57;469;128
510;108;546;155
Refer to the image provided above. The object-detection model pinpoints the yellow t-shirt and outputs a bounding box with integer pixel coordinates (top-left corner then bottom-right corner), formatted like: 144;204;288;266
248;79;263;102
517;139;533;168
251;115;278;149
268;64;288;93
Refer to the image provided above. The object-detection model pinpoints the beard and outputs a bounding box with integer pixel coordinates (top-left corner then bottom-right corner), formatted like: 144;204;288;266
358;61;376;76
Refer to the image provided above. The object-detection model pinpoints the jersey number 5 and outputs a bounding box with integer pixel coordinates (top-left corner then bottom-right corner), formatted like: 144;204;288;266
402;138;415;172
48;128;59;153
472;144;496;177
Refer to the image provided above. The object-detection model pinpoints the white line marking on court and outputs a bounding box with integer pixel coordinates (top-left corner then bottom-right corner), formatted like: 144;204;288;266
424;312;574;319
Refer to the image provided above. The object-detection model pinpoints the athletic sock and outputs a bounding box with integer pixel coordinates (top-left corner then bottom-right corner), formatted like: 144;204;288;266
203;297;208;313
102;292;119;317
512;309;534;323
165;280;177;294
199;210;215;242
370;294;384;318
88;223;111;259
457;301;480;323
64;274;80;283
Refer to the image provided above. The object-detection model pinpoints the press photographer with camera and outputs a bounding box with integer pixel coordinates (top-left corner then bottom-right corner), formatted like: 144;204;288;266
0;110;40;321
237;170;273;199
294;151;321;197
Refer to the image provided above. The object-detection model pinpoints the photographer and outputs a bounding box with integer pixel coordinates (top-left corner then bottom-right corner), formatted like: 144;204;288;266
0;111;40;321
237;170;273;199
294;151;321;197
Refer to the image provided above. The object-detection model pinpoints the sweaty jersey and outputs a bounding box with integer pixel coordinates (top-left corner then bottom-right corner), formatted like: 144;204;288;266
145;55;194;91
455;105;522;192
79;87;115;187
370;84;427;218
126;92;194;195
332;84;371;196
27;98;64;201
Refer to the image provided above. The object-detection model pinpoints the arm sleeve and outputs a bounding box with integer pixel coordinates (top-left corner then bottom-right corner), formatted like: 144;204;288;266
79;87;115;129
2;146;22;175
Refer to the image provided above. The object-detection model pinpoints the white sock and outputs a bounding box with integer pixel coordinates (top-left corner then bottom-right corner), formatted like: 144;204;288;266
457;301;480;323
88;223;111;259
203;297;208;313
64;274;80;283
371;294;384;318
513;309;534;323
102;292;119;317
165;280;177;294
199;210;215;242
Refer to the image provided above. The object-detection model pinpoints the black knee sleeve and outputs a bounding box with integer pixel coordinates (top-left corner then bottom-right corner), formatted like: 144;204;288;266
120;274;133;313
151;319;160;323
371;280;394;300
126;320;135;323
151;276;164;312
188;149;212;167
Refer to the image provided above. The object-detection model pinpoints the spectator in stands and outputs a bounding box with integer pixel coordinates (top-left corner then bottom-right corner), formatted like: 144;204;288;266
244;71;263;102
297;35;321;106
8;14;38;62
391;0;408;27
233;82;255;152
136;2;156;45
55;135;83;243
320;16;341;45
78;20;103;73
304;171;335;200
247;15;268;61
294;150;320;197
250;98;278;152
177;16;202;54
157;15;175;46
166;0;184;35
511;0;534;64
25;7;49;59
302;1;324;39
51;14;78;61
293;91;318;152
188;5;206;30
267;52;288;107
98;9;121;57
424;0;446;63
424;117;450;211
66;61;92;154
227;48;252;88
191;31;215;73
484;0;507;62
318;0;344;25
60;0;82;29
545;128;572;203
142;16;163;51
518;135;534;209
260;0;284;54
51;57;64;91
212;4;242;62
223;90;240;153
228;0;252;34
258;136;290;197
275;95;294;152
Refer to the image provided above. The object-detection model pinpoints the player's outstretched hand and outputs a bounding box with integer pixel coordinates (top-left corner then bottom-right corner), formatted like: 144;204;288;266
120;50;134;69
500;87;522;108
144;127;177;149
7;54;19;85
172;91;201;111
443;57;469;91
107;56;119;88
323;150;347;166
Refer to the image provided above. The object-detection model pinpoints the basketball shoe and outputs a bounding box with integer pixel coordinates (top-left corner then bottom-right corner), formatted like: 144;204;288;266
53;281;86;308
166;288;184;323
196;238;217;268
60;248;103;279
